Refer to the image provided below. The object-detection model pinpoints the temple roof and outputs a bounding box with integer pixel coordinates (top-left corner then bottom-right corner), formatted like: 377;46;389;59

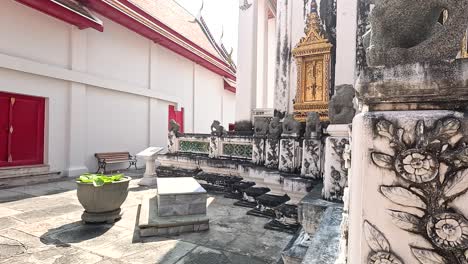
128;0;225;62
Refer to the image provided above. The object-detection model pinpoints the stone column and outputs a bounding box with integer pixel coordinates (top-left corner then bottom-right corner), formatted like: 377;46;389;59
209;136;220;159
301;137;322;179
322;124;349;201
257;0;269;108
235;0;258;122
335;0;357;86
279;136;301;173
273;0;292;114
252;136;266;165
64;28;88;177
265;138;280;168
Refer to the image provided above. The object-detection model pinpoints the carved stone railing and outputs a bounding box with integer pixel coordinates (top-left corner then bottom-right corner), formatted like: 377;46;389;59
169;133;253;160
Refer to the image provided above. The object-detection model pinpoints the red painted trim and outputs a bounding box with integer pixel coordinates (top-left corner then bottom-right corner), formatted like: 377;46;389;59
85;0;236;81
16;0;103;32
224;80;236;93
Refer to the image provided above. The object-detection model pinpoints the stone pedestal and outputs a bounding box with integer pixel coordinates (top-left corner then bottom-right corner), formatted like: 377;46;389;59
138;177;209;237
323;125;349;201
209;136;219;158
348;111;468;264
279;137;301;173
168;131;178;153
252;137;266;165
301;137;322;179
265;138;280;168
137;147;164;187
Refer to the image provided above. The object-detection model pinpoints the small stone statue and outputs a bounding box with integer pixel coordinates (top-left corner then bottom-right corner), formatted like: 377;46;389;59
268;117;283;139
210;120;226;136
282;114;302;136
254;118;269;137
304;112;321;138
329;85;356;124
169;119;181;137
365;0;468;66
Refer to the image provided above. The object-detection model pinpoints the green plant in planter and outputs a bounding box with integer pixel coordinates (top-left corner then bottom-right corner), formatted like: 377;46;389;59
78;173;125;187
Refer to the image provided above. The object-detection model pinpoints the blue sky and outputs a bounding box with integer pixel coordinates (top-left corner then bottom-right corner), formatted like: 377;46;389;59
175;0;239;62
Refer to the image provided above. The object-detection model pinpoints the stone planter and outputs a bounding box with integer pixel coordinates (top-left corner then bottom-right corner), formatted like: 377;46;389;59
76;177;131;223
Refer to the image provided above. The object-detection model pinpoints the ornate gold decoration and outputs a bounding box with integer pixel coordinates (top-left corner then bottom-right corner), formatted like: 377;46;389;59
292;5;332;122
462;32;468;59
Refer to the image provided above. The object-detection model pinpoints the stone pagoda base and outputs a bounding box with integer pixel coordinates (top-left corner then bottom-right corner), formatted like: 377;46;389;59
138;177;209;237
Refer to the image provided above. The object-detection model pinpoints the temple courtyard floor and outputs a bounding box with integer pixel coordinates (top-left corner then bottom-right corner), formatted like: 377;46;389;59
0;170;292;264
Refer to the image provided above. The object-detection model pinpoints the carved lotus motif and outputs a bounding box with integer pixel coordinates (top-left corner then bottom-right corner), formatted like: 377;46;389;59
368;252;403;264
395;150;438;183
427;213;468;250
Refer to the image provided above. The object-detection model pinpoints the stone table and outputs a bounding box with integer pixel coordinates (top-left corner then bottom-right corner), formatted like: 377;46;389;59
138;177;209;237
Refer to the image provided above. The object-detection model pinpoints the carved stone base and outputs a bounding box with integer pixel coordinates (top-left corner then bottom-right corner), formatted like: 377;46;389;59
301;138;323;179
349;110;468;264
279;138;301;173
82;208;122;224
265;139;280;168
323;125;349;201
252;137;265;165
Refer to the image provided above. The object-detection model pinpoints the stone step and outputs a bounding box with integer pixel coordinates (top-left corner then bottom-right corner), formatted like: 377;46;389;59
0;169;63;189
0;164;50;177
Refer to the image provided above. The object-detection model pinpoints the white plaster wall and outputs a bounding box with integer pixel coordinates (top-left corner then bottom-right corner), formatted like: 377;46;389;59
267;18;276;108
223;90;236;128
194;65;223;133
0;0;70;68
85;87;149;171
335;0;358;86
0;68;69;172
0;1;235;175
87;16;150;88
152;45;194;133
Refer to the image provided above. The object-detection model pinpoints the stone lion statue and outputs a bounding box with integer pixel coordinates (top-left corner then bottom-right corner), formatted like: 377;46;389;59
329;85;356;124
365;0;468;66
169;119;181;137
305;112;321;139
210;120;226;136
254;118;269;137
282;114;302;136
268;117;283;139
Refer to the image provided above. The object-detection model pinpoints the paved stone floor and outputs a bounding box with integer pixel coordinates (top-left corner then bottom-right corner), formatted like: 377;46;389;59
0;171;292;264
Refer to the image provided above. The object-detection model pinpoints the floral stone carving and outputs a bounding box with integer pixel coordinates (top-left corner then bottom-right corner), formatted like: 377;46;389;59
371;116;468;263
364;221;403;264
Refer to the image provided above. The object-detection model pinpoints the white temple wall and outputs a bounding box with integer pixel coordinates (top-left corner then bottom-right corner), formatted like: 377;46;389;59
335;0;358;86
267;18;276;108
0;0;235;175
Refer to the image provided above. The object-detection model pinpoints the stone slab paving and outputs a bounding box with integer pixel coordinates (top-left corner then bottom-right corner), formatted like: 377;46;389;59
0;171;292;264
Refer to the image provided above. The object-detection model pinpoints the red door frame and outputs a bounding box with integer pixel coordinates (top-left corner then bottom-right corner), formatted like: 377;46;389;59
0;91;45;167
168;105;184;133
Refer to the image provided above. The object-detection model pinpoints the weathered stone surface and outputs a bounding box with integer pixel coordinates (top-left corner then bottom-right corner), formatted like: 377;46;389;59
349;110;468;264
356;60;468;110
302;206;343;264
0;177;292;264
301;138;322;179
279;138;301;173
329;85;355;124
365;0;468;66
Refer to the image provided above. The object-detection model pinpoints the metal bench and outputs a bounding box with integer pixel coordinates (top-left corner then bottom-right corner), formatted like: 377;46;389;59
95;152;137;173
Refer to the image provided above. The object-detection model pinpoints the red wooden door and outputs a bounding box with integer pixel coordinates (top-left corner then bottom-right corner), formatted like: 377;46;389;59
168;105;184;133
0;92;45;167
